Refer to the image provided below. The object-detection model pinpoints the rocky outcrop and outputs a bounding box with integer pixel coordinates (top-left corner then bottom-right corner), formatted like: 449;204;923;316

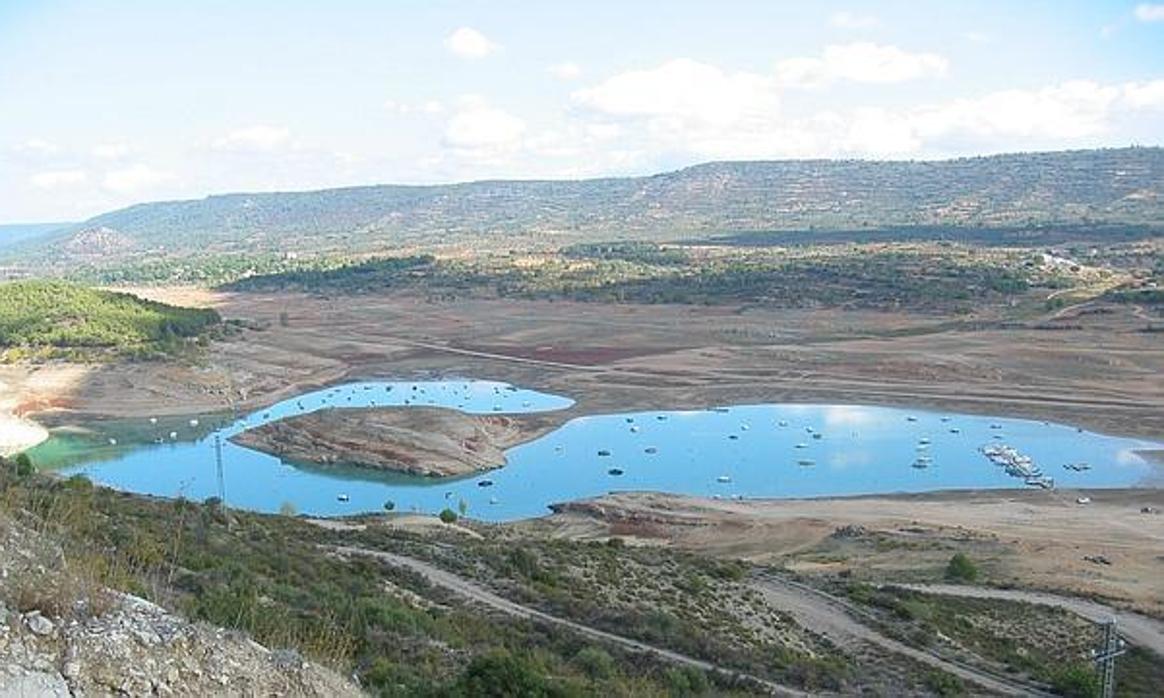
0;594;361;697
231;406;556;477
0;514;362;697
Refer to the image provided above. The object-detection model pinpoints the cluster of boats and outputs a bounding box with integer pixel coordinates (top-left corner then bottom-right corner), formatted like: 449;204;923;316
980;443;1055;489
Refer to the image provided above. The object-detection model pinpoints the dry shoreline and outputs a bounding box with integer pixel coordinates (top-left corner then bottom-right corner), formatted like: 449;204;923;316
3;288;1161;455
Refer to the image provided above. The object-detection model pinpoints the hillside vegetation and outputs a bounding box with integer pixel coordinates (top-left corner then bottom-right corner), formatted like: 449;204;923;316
7;148;1163;275
219;242;1093;315
0;281;221;361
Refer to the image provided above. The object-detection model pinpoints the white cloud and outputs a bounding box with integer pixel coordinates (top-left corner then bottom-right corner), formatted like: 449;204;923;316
444;27;498;59
547;62;583;80
910;80;1121;141
385;99;445;115
443;96;526;153
91;142;130;159
572;55;1164;162
829;11;880;29
12;139;61;155
29;169;87;189
572;58;778;126
211;125;292;152
1122;80;1164;108
585;122;623;140
776;43;948;88
1134;3;1164;21
102;164;174;193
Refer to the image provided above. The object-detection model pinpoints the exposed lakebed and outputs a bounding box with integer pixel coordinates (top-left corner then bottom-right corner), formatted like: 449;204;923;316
28;380;1162;521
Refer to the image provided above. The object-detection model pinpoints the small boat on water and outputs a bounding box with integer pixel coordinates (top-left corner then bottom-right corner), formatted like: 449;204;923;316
918;438;931;445
625;417;635;423
597;450;611;457
990;424;1003;430
108;438;118;446
949;428;960;434
608;468;624;476
906;416;918;422
777;420;789;427
189;419;199;427
728;434;739;440
716;475;732;483
656;415;668;421
795;443;808;449
336;494;350;502
644;447;658;454
630;425;640;433
812;433;823;440
912;458;931;469
797;459;815;466
1064;462;1092;472
477;479;494;488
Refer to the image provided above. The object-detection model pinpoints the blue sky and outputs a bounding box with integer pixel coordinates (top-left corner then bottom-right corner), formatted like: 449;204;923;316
2;0;1163;223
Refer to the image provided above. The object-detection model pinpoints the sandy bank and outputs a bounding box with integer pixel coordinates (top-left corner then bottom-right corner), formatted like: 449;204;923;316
231;406;557;477
0;413;49;456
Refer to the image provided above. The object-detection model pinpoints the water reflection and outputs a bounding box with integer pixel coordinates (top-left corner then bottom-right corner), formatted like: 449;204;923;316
36;384;1162;522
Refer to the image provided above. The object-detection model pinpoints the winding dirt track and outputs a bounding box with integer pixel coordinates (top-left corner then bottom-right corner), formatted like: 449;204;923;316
752;576;1051;697
328;545;807;697
331;544;1052;696
896;584;1164;656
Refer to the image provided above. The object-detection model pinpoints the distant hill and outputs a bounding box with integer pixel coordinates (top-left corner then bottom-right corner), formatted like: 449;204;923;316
7;148;1163;270
0;222;71;250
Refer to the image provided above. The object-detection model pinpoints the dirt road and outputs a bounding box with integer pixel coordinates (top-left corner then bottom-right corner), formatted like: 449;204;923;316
332;543;1043;696
896;584;1164;656
751;576;1050;696
328;545;807;696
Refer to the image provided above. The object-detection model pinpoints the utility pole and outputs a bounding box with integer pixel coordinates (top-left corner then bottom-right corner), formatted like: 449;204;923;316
214;433;226;507
1092;618;1126;698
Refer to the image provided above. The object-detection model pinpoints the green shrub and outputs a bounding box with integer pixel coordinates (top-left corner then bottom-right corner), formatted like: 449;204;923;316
448;650;550;697
945;553;978;583
12;453;34;477
1050;663;1099;698
924;670;965;696
571;646;615;680
439;508;458;524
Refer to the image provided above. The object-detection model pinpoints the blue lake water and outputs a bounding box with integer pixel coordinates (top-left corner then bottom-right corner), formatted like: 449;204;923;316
33;380;1161;522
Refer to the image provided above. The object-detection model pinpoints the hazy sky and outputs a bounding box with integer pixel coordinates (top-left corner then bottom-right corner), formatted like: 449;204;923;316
2;0;1163;223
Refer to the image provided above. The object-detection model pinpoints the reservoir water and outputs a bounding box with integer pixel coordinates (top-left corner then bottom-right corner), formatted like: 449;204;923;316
29;380;1161;521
